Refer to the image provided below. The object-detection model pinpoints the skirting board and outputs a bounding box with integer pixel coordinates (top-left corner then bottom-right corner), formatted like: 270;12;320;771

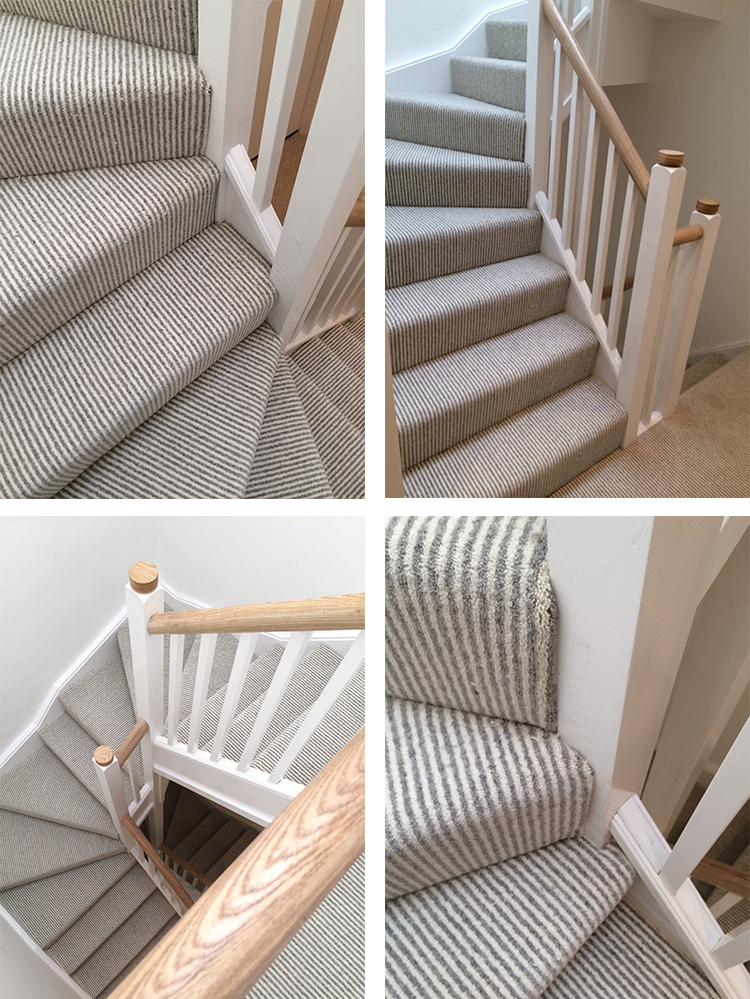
688;342;749;365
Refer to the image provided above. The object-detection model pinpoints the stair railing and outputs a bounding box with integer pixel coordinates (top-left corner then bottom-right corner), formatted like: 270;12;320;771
526;0;721;447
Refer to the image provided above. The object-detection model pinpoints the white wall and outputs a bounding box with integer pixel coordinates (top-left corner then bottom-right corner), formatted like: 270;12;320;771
1;911;87;999
0;517;364;757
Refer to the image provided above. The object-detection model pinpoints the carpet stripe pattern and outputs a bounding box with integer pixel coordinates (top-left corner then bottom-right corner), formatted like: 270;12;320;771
40;712;130;807
486;19;528;61
452;55;526;112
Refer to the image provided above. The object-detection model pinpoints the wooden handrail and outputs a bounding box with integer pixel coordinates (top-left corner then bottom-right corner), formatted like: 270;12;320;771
116;717;149;766
601;223;705;299
121;814;194;910
148;592;365;635
692;857;750;900
107;727;364;999
346;187;365;227
160;843;215;888
542;0;651;199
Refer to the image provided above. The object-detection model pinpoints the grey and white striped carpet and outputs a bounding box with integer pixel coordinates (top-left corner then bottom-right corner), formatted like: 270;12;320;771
452;55;526;112
486;19;528;61
0;13;210;179
385;516;557;730
385;697;592;899
385;838;635;999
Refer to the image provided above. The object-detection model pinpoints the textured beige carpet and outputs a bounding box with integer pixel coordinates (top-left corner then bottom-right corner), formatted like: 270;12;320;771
554;350;749;497
681;353;728;393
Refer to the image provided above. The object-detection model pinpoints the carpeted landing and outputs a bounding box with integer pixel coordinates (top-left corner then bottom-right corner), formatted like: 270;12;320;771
0;0;363;498
0;612;364;997
384;515;722;999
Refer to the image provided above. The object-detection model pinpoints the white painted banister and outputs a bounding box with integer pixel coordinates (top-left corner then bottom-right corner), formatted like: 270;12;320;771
93;750;130;845
712;923;750;971
187;633;218;754
210;633;260;762
167;634;184;747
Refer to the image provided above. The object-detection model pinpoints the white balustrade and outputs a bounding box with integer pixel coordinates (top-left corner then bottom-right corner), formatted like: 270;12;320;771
210;633;260;762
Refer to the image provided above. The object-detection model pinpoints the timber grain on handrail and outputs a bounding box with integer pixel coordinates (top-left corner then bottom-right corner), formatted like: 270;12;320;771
121;814;194;911
541;0;651;199
147;592;365;635
107;727;365;999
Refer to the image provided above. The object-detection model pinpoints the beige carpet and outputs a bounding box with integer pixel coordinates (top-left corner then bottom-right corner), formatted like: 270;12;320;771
553;350;749;497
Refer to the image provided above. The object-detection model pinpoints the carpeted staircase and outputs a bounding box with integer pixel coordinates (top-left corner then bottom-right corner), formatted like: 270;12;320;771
384;516;721;998
0;609;364;997
386;18;629;497
0;0;364;499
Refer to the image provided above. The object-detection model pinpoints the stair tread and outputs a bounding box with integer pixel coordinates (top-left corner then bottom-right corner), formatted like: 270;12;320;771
47;865;156;974
0;744;116;838
97;913;178;999
385;205;542;288
404;376;627;497
321;315;365;381
486;18;528;62
0;156;218;364
57;325;282;499
206;825;260;881
290;336;365;434
387;253;569;372
385;697;593;899
394;312;599;468
0;853;135;949
187;818;246;874
451;54;526;113
680;352;728;393
0;222;276;499
542;901;720;998
165;787;212;850
385;838;634;999
174;810;226;862
0;11;209;179
0;811;125;890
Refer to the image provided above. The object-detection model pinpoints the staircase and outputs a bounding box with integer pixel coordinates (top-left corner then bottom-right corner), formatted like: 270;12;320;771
384;516;722;997
386;19;628;497
0;0;364;499
0;607;364;997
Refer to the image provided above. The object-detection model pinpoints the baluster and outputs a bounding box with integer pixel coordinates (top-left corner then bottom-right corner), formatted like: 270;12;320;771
562;75;583;249
548;40;566;217
575;102;600;280
591;141;618;316
124;756;140;806
640;244;681;423
187;633;219;754
211;633;260;762
607;175;637;349
525;0;555;204
167;633;185;746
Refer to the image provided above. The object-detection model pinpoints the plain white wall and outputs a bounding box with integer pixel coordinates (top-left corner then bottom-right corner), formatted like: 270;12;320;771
0;517;364;757
1;912;86;999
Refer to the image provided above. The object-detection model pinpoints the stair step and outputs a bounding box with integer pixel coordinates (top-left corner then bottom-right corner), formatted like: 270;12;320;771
451;55;526;112
56;325;282;498
0;811;125;890
386;91;525;160
205;825;260;881
245;356;333;499
0;12;209;180
385;206;542;288
97;913;178;999
0;223;276;498
72;890;176;997
0;745;116;838
321;316;365;381
404;376;627;497
174;810;227;862
385;697;593;899
681;352;728;393
46;865;156;974
0;0;198;54
0;156;218;365
387;253;569;372
486;18;528;61
165;787;212;851
177;632;242;731
0;853;135;949
187;818;245;875
542;902;719;999
394;312;599;468
290;336;365;434
386;138;529;209
385;839;634;999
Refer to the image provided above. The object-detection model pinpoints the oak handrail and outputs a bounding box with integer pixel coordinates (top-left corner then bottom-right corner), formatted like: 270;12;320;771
121;814;194;910
346;187;365;227
107;727;365;999
148;592;365;635
116;717;149;766
601;218;706;299
542;0;651;199
160;843;215;888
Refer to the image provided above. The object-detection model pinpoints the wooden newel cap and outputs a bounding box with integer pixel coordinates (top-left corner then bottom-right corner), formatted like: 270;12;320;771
658;149;684;167
696;198;719;215
129;561;159;593
94;746;114;767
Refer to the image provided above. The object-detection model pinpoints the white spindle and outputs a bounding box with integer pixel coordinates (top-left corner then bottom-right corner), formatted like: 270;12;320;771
94;754;130;845
525;0;555;204
268;631;365;784
711;892;743;919
187;633;218;754
167;633;185;747
124;757;140;805
711;923;750;971
210;633;260;762
607;175;637;348
548;42;566;215
237;631;312;772
562;76;583;248
576;103;600;280
660;719;750;894
591;141;618;315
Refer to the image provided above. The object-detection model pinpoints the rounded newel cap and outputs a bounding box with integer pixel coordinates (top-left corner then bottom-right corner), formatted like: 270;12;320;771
658;149;684;167
129;561;159;593
696;197;719;215
94;746;114;767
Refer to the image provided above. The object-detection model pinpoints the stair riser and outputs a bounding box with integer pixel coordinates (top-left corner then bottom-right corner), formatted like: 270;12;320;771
386;96;525;160
451;56;526;113
386;157;529;208
486;19;528;61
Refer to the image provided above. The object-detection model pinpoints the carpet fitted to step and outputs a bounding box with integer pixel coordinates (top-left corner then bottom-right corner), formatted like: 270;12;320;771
188;819;245;875
385;516;557;729
385;839;634;999
387;254;569;372
0;13;210;179
680;352;727;393
0;0;198;53
542;902;720;999
385;697;593;899
174;811;226;861
41;711;130;808
244;357;334;499
486;19;528;61
165;789;212;851
394;313;599;468
386;92;525;160
0;854;134;949
321;315;365;381
177;632;243;730
0;223;276;498
451;55;526;113
385;206;542;288
405;376;628;497
290;336;365;434
0;157;218;364
206;826;260;882
386;138;529;209
57;326;282;499
97;915;179;999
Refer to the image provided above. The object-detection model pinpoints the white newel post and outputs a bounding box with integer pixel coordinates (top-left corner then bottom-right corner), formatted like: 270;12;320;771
93;747;132;848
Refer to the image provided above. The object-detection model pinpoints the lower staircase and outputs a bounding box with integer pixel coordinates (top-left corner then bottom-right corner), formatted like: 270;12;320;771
384;516;722;997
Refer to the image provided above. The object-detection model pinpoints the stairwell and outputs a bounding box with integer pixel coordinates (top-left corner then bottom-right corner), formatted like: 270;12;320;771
384;516;723;997
0;0;364;499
